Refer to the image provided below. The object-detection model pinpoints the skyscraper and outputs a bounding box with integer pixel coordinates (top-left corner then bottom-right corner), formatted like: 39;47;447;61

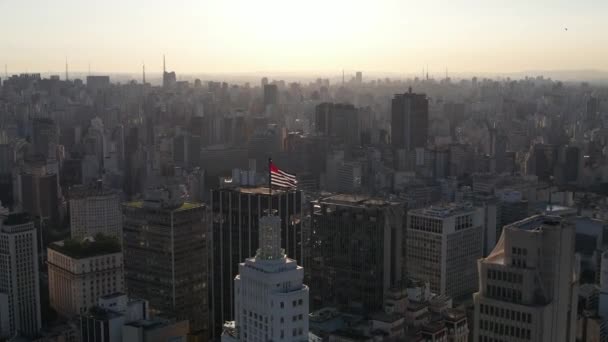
19;159;61;226
0;213;42;339
406;203;484;299
391;89;428;151
32;117;58;161
123;187;209;337
314;103;361;146
263;84;278;107
209;186;304;339
473;215;579;342
221;215;309;342
68;181;122;240
309;194;405;313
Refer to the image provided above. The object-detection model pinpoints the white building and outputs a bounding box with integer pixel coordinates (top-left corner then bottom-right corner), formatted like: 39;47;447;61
0;213;42;339
48;236;124;317
406;203;484;299
222;216;309;342
473;215;579;342
80;293;150;342
69;181;122;240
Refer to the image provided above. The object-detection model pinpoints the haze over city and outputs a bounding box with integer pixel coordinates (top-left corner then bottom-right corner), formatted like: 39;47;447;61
2;0;608;76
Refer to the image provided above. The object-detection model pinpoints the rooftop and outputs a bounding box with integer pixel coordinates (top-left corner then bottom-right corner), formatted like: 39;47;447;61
410;202;475;218
123;200;202;212
2;212;31;226
49;235;121;259
68;182;119;199
317;194;399;208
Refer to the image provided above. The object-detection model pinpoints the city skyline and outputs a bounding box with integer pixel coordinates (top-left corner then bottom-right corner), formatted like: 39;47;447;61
2;0;608;74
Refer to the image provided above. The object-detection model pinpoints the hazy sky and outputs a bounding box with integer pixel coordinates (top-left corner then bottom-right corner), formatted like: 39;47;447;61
1;0;607;74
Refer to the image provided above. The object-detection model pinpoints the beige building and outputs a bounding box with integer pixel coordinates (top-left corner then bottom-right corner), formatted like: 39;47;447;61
69;181;122;240
473;215;579;342
47;236;124;317
406;203;484;299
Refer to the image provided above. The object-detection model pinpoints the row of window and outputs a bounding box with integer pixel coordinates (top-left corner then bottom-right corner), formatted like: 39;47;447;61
479;319;531;340
486;285;522;303
479;304;532;323
486;269;523;284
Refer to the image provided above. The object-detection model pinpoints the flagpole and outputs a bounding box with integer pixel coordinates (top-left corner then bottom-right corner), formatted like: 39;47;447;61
268;157;272;217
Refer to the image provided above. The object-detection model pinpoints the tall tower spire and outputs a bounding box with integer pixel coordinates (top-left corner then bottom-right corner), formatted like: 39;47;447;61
4;64;7;79
65;57;69;81
142;63;146;85
163;55;166;73
342;69;345;85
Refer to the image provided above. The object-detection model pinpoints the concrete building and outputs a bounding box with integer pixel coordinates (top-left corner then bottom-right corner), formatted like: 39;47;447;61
309;194;405;313
406;203;484;299
209;186;304;339
123;186;209;337
80;293;149;342
123;319;189;342
473;215;579;342
0;213;42;339
47;236;124;317
221;216;309;342
69;181;122;240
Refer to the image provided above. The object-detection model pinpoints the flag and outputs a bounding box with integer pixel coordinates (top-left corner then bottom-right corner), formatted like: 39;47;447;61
269;160;297;189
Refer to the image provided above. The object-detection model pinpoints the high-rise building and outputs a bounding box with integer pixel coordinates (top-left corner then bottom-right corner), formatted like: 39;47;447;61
47;236;124;317
314;103;361;146
221;216;310;342
391;89;428;151
263;84;278;107
209;186;304;339
32;117;58;160
19;159;62;225
473;215;579;342
0;213;42;339
309;194;405;313
69;181;122;240
406;203;484;300
123;187;209;337
355;71;363;84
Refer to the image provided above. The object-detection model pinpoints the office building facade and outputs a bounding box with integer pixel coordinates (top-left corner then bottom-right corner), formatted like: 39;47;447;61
309;195;405;313
473;215;579;342
0;213;42;338
47;237;124;317
69;182;122;240
123;189;209;337
406;203;484;299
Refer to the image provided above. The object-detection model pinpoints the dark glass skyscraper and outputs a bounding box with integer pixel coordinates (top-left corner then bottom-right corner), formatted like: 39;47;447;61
209;186;304;339
391;89;429;151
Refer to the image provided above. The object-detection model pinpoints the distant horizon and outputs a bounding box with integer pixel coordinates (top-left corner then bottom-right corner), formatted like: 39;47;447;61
6;68;608;84
2;0;608;75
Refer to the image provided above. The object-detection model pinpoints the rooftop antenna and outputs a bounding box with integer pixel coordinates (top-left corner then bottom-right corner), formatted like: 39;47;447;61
65;57;69;81
426;64;429;81
4;64;7;79
342;69;344;85
142;62;146;84
163;55;166;74
445;67;448;80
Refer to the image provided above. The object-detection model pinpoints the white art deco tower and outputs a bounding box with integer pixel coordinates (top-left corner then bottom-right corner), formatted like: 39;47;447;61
222;215;309;342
